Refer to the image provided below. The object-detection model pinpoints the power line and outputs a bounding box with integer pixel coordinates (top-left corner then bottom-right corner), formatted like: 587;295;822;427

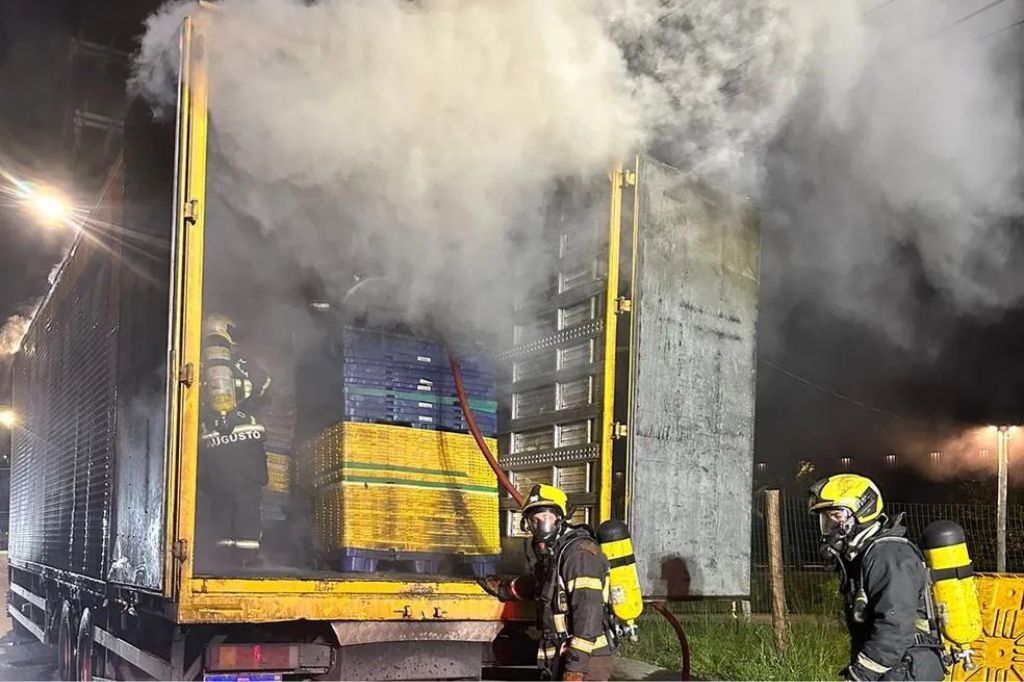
864;0;901;17
975;15;1024;41
925;0;1009;39
759;358;924;424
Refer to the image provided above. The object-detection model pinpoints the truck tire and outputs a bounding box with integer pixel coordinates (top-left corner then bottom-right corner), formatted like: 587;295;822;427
76;608;93;681
57;601;76;682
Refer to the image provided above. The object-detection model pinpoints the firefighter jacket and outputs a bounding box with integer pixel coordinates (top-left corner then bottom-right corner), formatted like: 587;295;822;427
513;527;615;678
200;355;271;487
837;523;945;681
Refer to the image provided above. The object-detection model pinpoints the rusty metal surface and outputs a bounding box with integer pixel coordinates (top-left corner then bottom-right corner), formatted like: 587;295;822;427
326;640;486;681
330;620;503;646
628;157;760;598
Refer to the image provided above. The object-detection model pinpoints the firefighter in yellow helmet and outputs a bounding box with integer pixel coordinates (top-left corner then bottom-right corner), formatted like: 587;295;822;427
808;474;944;681
197;314;272;570
484;485;615;681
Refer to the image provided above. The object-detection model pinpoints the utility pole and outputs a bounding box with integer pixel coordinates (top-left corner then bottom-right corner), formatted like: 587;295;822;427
997;426;1010;573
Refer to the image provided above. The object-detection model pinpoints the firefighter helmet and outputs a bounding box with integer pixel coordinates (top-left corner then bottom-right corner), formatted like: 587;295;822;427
521;485;568;544
808;473;883;525
522;484;568;517
204;313;238;346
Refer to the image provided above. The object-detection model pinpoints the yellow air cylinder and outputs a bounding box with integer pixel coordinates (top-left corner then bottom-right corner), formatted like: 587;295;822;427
597;519;644;625
921;520;982;653
202;344;237;414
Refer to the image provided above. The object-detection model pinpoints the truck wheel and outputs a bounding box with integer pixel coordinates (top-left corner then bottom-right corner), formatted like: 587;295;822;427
76;608;93;681
57;601;76;681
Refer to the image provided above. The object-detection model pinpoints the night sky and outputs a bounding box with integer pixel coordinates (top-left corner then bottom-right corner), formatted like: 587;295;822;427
2;0;1023;496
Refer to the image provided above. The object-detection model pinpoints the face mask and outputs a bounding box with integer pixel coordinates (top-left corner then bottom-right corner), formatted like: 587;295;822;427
818;508;855;560
526;509;562;544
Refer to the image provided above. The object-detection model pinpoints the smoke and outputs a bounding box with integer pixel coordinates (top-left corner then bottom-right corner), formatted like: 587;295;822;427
0;313;30;360
604;0;866;193
128;0;1024;350
761;0;1024;352
129;0;862;332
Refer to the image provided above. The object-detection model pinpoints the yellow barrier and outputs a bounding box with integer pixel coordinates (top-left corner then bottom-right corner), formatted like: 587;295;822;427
950;574;1024;681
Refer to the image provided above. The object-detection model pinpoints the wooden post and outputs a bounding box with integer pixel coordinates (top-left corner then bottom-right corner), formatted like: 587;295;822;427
765;489;789;653
997;427;1009;572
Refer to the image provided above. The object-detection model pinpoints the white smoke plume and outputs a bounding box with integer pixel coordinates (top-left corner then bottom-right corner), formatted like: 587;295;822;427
0;314;31;360
760;1;1024;351
129;0;1024;343
129;0;854;331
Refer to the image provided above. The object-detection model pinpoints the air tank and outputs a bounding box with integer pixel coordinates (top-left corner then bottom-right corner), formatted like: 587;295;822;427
597;519;643;635
921;520;982;669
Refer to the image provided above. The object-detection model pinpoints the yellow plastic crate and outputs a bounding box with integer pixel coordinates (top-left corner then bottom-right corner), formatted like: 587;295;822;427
313;480;499;556
300;422;499;557
950;574;1024;681
265;452;292;494
299;422;498;490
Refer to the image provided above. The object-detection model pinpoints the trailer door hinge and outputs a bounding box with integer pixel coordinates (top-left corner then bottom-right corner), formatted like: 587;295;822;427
615;297;633;314
618;170;637;188
612;422;629;439
183;198;200;224
172;539;188;562
179;362;195;387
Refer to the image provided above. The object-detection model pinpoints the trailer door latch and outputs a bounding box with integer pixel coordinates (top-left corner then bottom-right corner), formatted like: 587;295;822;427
179;363;195;387
612;422;629;439
183;198;200;225
172;539;188;562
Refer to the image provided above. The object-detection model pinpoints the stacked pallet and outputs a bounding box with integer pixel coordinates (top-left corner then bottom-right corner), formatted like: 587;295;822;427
261;399;296;523
299;328;500;575
299;422;500;575
339;328;497;436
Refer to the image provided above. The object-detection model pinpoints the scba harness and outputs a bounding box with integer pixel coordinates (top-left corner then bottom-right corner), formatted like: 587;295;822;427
844;534;947;677
535;526;618;677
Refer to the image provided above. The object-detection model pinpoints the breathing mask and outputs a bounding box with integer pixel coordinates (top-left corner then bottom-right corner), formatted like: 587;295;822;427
523;507;563;547
818;507;855;561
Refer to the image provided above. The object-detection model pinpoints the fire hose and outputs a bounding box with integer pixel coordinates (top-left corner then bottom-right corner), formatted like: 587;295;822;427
446;347;690;681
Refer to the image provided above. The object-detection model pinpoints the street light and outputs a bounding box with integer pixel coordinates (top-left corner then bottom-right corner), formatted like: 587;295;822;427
0;409;15;429
14;181;71;226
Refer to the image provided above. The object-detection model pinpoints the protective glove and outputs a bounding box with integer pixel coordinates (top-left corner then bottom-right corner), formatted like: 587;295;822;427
478;576;517;602
840;661;882;681
561;671;586;681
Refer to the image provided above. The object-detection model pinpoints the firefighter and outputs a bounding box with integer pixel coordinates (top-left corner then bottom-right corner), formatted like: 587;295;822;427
197;313;271;569
486;485;615;681
808;474;944;681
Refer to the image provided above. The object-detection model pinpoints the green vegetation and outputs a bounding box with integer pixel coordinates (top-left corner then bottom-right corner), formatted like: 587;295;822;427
620;613;849;681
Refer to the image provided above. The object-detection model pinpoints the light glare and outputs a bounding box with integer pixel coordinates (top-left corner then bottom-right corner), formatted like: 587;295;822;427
29;192;68;222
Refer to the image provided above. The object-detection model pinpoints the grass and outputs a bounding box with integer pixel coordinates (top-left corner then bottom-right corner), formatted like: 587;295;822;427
619;613;849;681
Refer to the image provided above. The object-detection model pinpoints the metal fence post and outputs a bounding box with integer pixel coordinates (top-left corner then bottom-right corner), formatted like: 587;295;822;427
766;489;789;652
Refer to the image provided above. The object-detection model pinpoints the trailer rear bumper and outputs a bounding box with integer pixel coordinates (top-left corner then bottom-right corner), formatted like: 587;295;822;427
176;577;533;624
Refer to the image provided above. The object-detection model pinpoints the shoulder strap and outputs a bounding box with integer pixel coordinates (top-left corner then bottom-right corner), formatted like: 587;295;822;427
863;535;925;564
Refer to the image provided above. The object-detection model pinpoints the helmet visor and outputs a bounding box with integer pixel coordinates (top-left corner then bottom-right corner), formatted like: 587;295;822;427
526;508;561;540
819;507;853;536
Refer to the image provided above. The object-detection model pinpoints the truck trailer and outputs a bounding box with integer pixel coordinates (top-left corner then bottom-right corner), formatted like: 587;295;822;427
7;11;760;681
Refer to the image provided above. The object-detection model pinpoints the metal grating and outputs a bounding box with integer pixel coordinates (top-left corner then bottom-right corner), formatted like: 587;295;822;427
9;243;116;579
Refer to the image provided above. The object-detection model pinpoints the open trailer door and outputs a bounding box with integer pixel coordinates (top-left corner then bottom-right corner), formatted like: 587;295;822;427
166;12;211;602
497;154;759;597
626;154;760;599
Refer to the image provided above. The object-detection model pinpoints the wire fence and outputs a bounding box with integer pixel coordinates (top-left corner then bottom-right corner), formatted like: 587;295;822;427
679;491;1024;616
